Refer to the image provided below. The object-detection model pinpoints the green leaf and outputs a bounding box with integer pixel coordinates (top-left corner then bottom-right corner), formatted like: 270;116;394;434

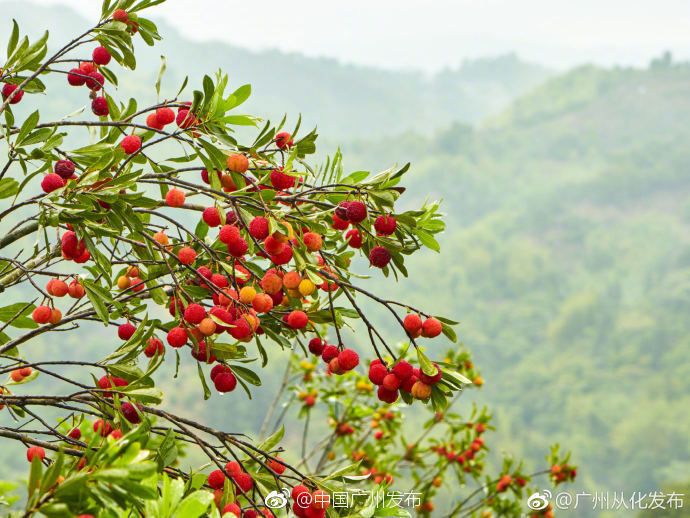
155;55;166;97
16;109;39;145
81;280;110;324
257;425;284;452
173;489;214;518
415;229;440;252
196;362;211;401
416;349;437;377
0;178;19;200
7;20;19;59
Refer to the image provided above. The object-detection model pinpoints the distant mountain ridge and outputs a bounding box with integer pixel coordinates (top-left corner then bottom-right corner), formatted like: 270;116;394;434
0;1;552;137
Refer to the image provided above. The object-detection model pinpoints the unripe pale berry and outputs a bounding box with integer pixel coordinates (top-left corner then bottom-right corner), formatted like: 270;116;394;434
226;153;249;173
303;232;322;251
32;305;52;324
165;188;185;207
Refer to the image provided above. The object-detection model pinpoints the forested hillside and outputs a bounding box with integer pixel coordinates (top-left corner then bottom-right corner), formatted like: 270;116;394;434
339;62;690;514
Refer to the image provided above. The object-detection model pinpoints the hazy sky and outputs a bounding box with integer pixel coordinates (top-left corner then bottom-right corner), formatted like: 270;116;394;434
6;0;690;70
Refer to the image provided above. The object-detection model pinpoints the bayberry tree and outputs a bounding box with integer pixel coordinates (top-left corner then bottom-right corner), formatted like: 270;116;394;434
0;1;575;517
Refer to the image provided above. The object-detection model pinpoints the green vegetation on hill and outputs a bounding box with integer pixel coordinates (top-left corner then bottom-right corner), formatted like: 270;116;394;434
338;60;690;515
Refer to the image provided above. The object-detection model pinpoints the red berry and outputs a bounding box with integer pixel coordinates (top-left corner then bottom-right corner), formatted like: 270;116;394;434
368;363;388;385
369;246;391;268
392;360;413;380
270;244;293;265
308;337;325;355
267;456;286;474
263;235;284;255
292;484;310;501
167;327;188;348
377;385;399;404
275;131;294;149
120;135;141;154
1;83;23;104
41;173;65;193
374;215;397;235
176;109;197;129
332;214;349;230
68;428;81;440
311;489;330;510
155;107;175;125
144;337;164;357
346;201;367;223
118;323;136;340
191;341;216;364
85;71;104;91
321;345;339;363
165;188;185;207
112;9;128;21
287;310;308;329
403;314;422;336
202;207;221;227
177;247;197;264
213;371;237;393
270;169;295;190
54;160;75;179
419;363;442;385
184;303;206;324
201;168;222;185
233;472;253;493
208;469;226;489
225;461;242;477
337;349;359;371
421;317;442;338
121;402;141;424
382;373;401;391
219;225;241;244
26;446;45;463
91;96;109;117
92;46;111;65
67;68;86;86
146;112;164;130
249;217;269;240
227;237;248;257
345;229;362;248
